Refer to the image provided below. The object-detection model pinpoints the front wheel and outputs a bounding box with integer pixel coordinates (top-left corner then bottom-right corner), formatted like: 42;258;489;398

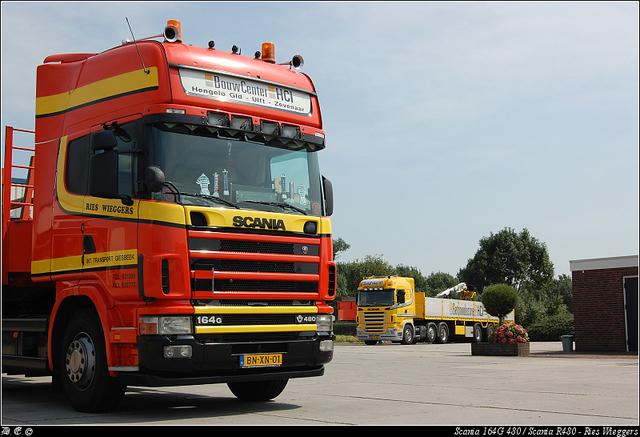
228;379;288;401
60;309;126;412
401;324;414;345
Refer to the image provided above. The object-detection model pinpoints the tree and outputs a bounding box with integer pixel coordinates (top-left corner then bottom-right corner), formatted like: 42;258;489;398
336;254;396;297
396;264;428;293
543;274;573;313
332;237;351;260
424;271;458;297
458;227;554;294
526;305;574;341
335;254;429;299
482;284;518;324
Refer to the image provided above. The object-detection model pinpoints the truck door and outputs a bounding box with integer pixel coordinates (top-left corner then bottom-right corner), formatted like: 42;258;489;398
51;134;90;280
82;122;140;299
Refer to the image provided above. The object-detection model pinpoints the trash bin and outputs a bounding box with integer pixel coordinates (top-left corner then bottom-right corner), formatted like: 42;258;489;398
561;335;573;352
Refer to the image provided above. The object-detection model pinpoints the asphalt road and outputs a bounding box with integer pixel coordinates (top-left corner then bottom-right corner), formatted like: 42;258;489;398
2;341;638;427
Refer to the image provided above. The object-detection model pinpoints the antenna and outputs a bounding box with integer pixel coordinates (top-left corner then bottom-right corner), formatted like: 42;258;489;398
125;17;150;74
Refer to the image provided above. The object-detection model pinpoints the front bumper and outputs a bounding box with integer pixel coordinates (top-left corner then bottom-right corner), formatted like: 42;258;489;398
122;332;334;386
357;327;402;342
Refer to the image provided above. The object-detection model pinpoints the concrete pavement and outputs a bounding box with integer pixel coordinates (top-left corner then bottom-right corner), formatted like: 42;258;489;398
1;341;638;426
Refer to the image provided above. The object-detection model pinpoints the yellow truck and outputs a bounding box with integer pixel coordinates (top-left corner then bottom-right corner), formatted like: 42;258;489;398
356;277;514;345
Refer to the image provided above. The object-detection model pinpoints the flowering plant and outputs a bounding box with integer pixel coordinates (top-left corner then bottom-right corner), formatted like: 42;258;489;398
489;323;529;344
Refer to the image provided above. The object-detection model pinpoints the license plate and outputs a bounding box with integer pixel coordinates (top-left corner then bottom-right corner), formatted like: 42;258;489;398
370;335;379;339
240;353;283;368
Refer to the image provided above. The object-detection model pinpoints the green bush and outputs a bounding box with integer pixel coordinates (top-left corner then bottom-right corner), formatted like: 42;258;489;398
481;284;518;323
334;322;357;336
526;311;574;342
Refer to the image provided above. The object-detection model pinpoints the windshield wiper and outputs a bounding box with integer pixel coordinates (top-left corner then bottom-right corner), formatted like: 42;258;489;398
245;200;308;215
182;192;239;209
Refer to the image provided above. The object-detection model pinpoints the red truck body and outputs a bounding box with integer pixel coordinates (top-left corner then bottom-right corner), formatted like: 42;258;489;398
2;20;336;412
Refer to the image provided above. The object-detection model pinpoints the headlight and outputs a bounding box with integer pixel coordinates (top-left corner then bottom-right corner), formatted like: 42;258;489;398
140;316;193;335
316;314;334;332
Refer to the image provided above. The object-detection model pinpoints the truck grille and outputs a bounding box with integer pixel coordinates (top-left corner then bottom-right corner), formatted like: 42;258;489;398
188;230;320;299
219;240;294;254
362;311;386;334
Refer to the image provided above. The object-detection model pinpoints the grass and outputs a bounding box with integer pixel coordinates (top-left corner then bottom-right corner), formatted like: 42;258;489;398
335;335;360;343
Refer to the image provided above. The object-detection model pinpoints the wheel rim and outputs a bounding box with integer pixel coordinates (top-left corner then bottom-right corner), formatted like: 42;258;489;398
440;325;447;341
428;326;436;341
65;332;96;391
405;327;413;343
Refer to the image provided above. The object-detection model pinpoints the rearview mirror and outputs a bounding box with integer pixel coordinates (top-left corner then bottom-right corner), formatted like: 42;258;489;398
397;289;406;304
322;176;334;217
146;166;165;192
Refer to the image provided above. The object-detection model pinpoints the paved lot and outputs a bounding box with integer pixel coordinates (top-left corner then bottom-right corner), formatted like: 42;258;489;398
2;341;638;426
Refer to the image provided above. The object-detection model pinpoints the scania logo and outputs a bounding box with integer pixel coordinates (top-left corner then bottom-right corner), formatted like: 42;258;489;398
301;245;309;254
233;215;286;231
296;315;316;323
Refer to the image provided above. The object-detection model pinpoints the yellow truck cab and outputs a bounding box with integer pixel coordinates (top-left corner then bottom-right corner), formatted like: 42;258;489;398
356;276;417;344
356;276;513;345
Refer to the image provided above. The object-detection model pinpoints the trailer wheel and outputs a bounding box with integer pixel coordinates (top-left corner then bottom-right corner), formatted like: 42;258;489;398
487;323;495;339
401;324;414;345
435;322;449;344
60;309;126;412
426;323;437;343
472;323;483;343
228;379;288;401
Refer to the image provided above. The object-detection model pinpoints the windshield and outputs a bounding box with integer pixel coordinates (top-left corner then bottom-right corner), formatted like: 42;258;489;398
357;290;395;307
148;123;325;216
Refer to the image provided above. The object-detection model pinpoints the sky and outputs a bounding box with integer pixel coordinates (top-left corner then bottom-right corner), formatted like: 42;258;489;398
2;1;638;278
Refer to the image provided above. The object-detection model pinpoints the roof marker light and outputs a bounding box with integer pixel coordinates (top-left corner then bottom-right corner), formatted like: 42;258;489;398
262;42;276;63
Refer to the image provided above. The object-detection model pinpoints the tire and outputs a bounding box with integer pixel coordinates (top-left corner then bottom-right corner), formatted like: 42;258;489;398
435;322;449;344
401;324;414;345
60;309;126;412
426;323;437;343
228;379;288;401
472;323;483;343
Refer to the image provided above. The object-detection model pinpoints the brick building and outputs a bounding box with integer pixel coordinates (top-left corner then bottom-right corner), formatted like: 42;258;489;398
570;255;638;352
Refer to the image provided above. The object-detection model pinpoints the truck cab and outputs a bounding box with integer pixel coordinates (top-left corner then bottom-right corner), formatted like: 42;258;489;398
356;276;417;345
355;276;513;346
2;20;336;413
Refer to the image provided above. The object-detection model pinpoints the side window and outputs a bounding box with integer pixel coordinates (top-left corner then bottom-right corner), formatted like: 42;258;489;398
65;135;90;195
65;123;139;197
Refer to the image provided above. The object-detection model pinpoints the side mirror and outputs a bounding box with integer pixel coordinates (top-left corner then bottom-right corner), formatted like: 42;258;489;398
146;166;165;192
397;289;406;304
322;176;334;217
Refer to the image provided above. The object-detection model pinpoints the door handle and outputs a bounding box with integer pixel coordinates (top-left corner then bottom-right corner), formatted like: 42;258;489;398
83;235;96;254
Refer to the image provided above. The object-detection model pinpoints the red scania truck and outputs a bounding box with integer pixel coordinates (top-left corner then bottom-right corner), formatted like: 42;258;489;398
2;20;336;412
